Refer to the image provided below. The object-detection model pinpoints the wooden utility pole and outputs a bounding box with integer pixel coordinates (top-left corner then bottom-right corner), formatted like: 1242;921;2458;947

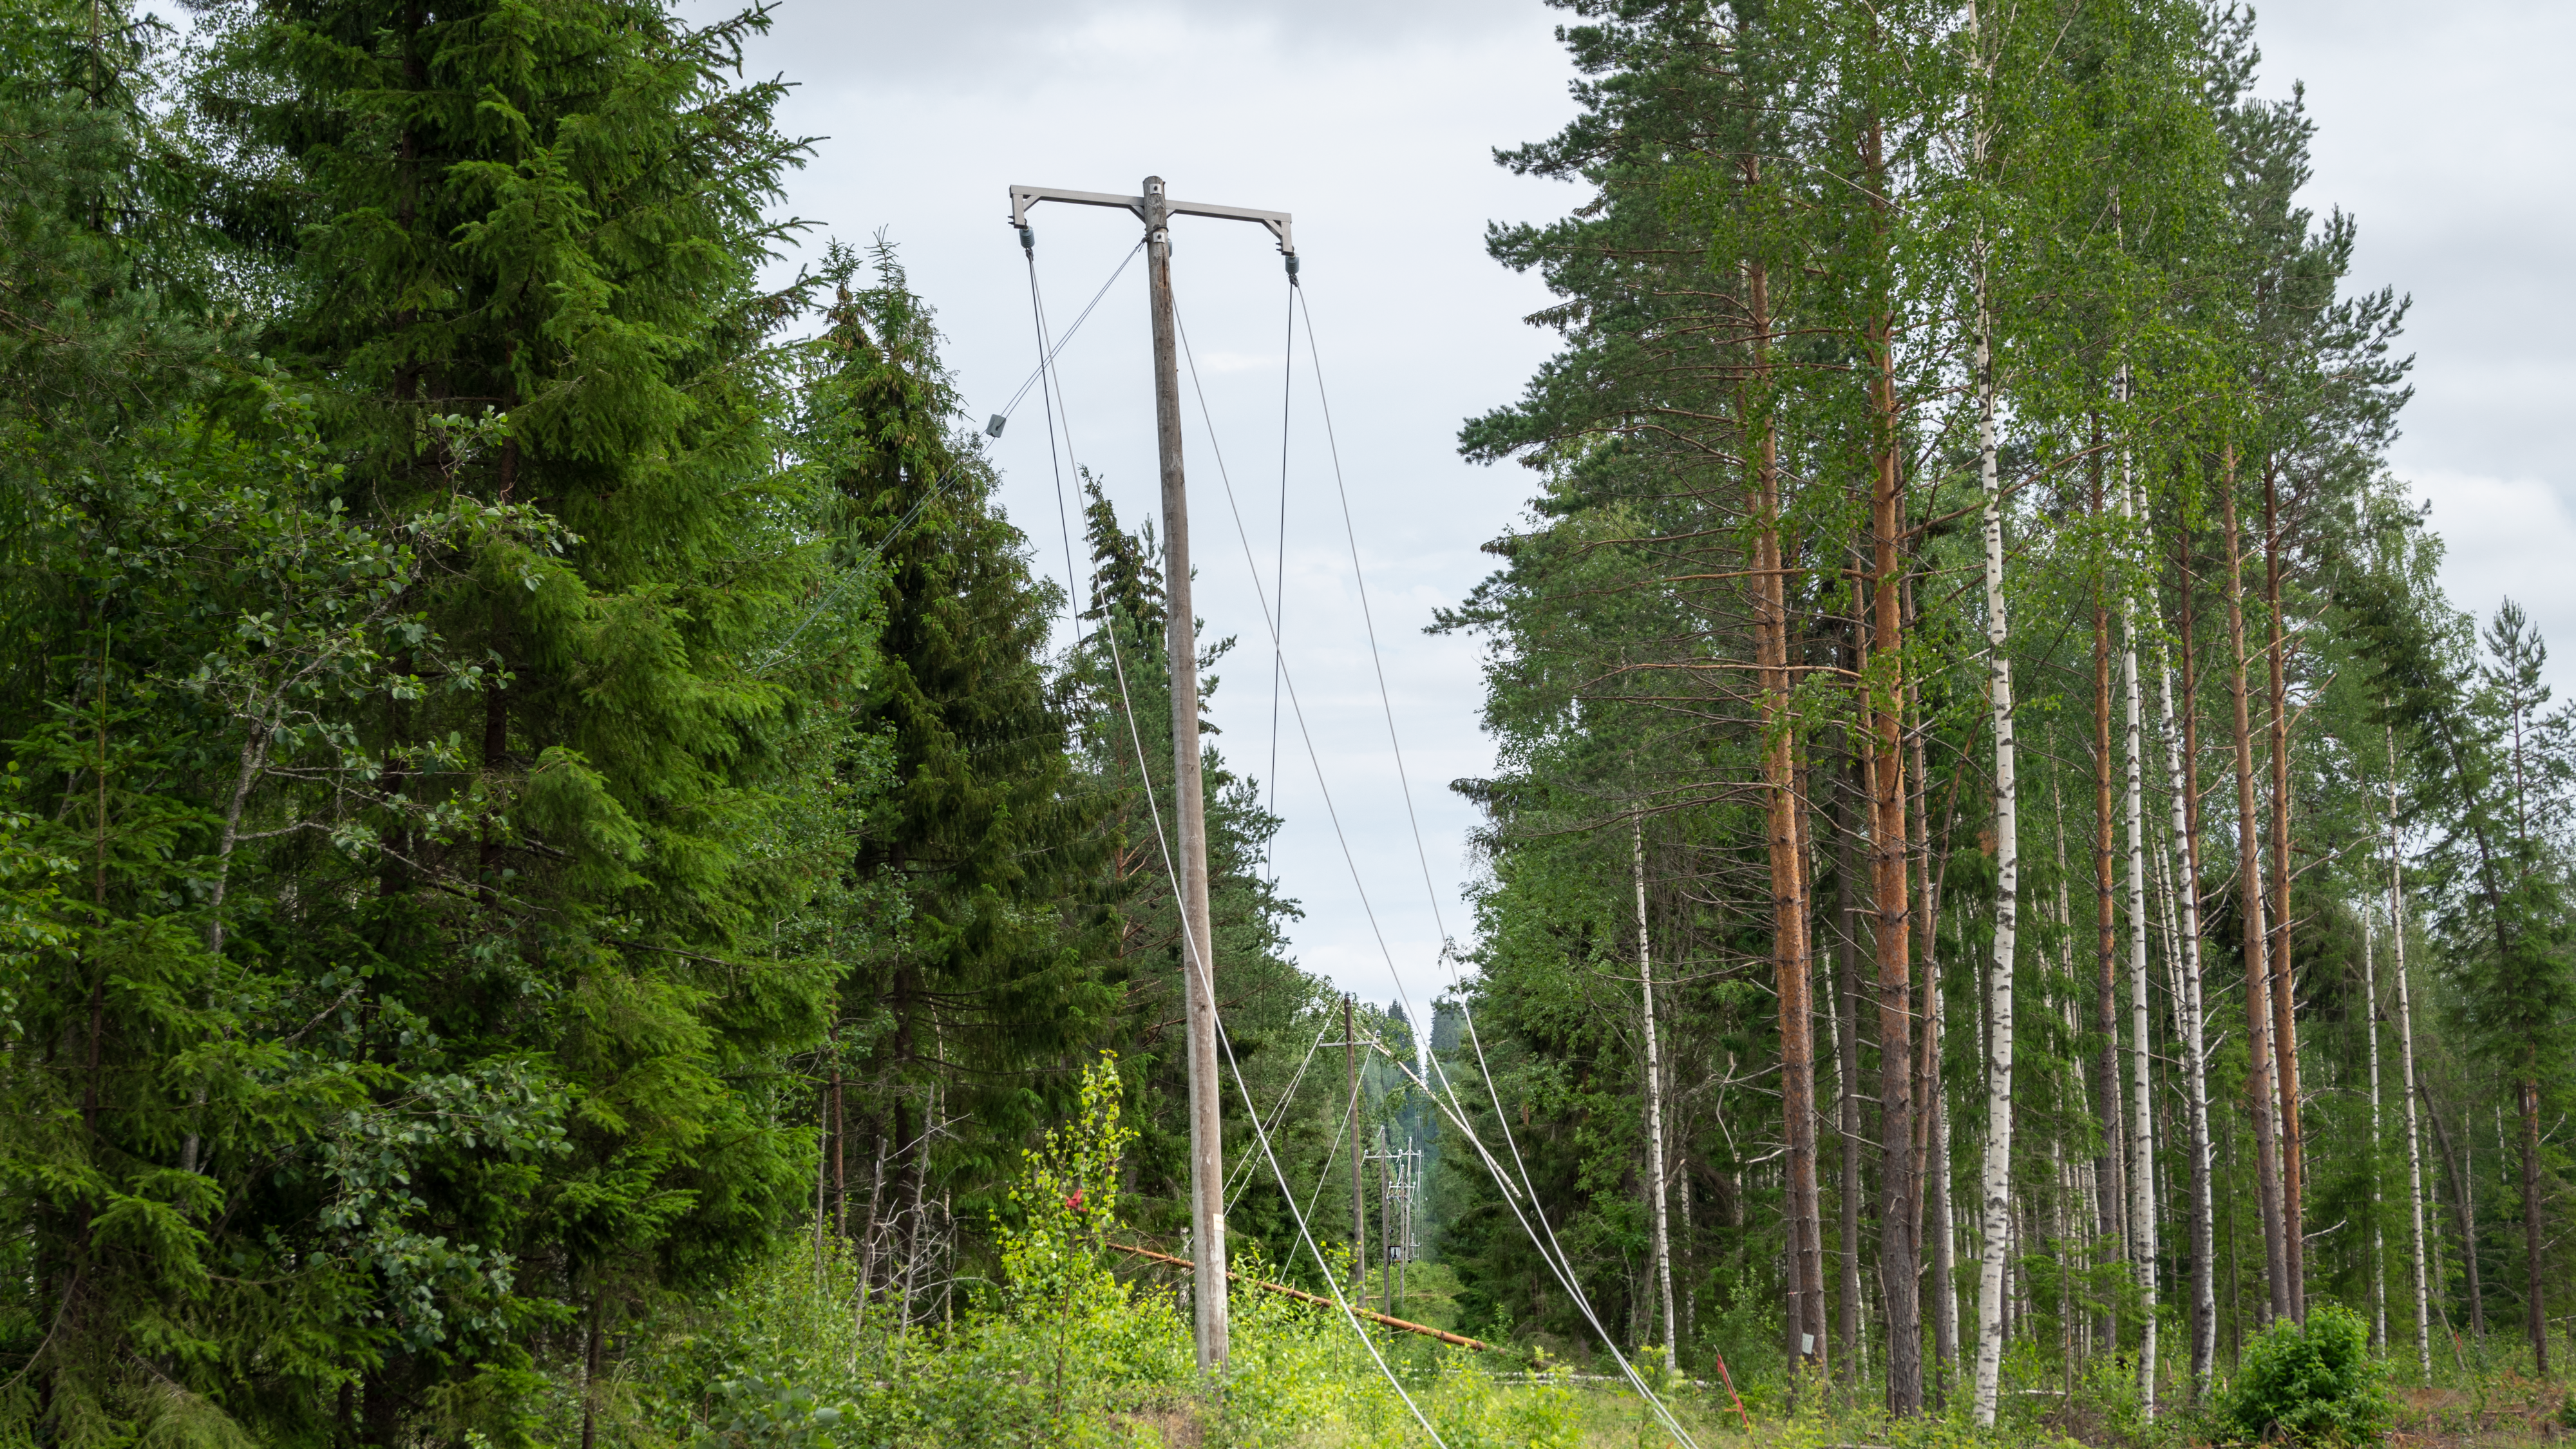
1349;994;1364;1296
1143;172;1230;1374
1008;176;1298;1376
1378;1124;1392;1317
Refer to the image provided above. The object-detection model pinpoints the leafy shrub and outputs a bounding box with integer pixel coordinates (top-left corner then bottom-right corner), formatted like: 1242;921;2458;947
2219;1303;2394;1444
690;1377;857;1449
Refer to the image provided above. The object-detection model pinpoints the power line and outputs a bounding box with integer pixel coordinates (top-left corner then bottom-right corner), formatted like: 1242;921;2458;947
1026;248;1455;1448
751;240;1142;677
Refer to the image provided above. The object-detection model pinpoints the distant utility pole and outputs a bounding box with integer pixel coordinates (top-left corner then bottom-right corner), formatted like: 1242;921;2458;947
1347;994;1364;1297
1366;1129;1421;1317
1009;178;1296;1376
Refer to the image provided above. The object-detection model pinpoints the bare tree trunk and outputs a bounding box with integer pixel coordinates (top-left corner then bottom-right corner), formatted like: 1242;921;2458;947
2262;466;2306;1321
2092;467;2125;1360
2158;520;2217;1398
2425;1094;2483;1341
2223;475;2290;1322
1794;742;1832;1379
2517;1078;2548;1374
1633;814;1678;1354
180;713;277;1176
1837;741;1866;1386
1862;97;1922;1412
2049;773;2079;1393
580;1293;605;1449
858;1117;887;1329
831;1024;848;1239
2389;725;2432;1383
1908;702;1955;1391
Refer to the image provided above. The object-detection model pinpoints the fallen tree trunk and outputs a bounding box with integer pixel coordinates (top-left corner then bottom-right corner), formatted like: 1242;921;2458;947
1111;1242;1490;1350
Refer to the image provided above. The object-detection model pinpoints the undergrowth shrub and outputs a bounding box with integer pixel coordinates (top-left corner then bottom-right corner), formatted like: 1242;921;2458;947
639;1052;1580;1447
2218;1303;2394;1444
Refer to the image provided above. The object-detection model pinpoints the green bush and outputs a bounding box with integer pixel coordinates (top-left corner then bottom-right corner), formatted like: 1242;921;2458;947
2218;1303;2394;1444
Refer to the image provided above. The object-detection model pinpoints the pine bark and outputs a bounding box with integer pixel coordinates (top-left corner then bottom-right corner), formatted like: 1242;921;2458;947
1751;239;1829;1381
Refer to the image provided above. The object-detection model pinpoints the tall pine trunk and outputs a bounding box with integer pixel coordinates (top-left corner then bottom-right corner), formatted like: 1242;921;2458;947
1751;238;1829;1382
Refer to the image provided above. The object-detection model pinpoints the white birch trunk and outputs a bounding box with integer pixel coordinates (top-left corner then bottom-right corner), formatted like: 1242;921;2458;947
1969;199;2020;1432
2117;450;2157;1415
1634;813;1678;1352
2391;724;2433;1383
1934;974;1958;1372
2150;596;2215;1398
2365;918;2387;1347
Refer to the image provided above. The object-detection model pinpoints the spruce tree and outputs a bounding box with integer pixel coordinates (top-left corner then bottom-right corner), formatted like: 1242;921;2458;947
1063;475;1316;1262
136;1;845;1437
806;246;1113;1269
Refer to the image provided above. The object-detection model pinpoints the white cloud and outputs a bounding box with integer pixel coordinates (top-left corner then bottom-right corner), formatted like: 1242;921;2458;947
716;0;2570;998
2411;469;2576;693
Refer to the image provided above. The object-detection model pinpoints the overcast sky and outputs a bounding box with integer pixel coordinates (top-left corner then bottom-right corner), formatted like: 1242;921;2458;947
682;0;2575;1016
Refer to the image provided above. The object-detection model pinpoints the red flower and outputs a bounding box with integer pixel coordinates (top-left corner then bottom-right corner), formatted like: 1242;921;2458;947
1065;1189;1085;1213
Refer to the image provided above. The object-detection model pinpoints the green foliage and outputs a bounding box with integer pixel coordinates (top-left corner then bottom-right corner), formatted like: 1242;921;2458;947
996;1053;1135;1314
690;1377;859;1449
810;241;1118;1238
2219;1305;2396;1445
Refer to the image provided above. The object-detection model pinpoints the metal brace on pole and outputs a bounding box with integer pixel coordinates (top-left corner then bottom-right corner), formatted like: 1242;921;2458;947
1009;176;1297;1376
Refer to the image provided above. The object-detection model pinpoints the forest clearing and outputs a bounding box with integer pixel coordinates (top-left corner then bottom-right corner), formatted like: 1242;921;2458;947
0;0;2568;1444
